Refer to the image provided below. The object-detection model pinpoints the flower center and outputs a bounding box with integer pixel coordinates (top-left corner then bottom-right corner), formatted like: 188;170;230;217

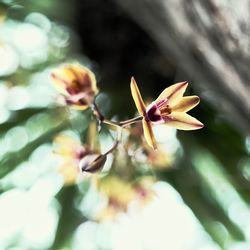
146;102;162;122
146;99;172;123
159;105;172;115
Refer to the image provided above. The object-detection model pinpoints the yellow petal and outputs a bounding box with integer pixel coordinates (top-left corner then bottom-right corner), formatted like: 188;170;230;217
142;118;157;150
65;64;98;93
54;135;82;157
69;104;89;110
156;81;188;106
50;64;98;96
172;96;200;112
164;112;204;130
58;162;79;185
130;77;146;116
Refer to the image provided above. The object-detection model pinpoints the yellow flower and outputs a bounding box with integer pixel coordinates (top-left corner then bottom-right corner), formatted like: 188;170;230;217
128;121;176;168
96;176;136;221
94;176;158;221
133;177;156;206
137;143;175;169
130;78;204;149
54;135;105;185
51;63;98;110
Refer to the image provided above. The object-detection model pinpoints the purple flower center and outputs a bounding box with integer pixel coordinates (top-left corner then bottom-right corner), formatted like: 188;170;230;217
146;98;170;123
146;103;162;122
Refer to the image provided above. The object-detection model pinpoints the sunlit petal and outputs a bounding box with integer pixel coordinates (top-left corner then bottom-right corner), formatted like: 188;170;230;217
164;112;204;130
142;118;157;149
50;64;98;97
130;77;146;116
68;104;89;110
156;81;188;106
64;64;98;93
58;162;79;185
172;96;200;112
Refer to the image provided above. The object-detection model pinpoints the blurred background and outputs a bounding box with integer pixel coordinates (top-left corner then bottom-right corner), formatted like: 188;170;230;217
1;0;250;249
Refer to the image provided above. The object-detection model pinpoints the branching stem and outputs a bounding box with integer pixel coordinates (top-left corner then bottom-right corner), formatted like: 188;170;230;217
92;99;143;156
93;100;142;128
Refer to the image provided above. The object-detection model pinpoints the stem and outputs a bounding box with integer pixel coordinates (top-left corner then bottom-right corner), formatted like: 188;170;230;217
103;126;123;156
103;119;119;127
92;101;104;121
120;116;143;127
92;100;143;157
93;99;143;128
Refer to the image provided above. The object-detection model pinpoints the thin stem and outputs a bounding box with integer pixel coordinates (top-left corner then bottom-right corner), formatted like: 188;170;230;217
103;126;123;156
92;101;104;121
92;102;143;160
120;116;143;127
93;100;143;128
103;119;120;127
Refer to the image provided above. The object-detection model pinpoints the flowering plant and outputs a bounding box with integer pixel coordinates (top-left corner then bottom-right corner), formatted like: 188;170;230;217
51;63;203;219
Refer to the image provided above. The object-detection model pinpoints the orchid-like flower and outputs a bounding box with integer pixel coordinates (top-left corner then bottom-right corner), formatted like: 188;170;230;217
51;63;98;109
130;78;204;149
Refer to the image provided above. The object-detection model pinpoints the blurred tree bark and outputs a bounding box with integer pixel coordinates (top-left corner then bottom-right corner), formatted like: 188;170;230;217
114;0;250;135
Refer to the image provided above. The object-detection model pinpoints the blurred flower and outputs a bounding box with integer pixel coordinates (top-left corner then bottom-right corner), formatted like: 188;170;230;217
96;176;136;221
130;77;204;149
50;64;98;109
135;144;175;169
128;122;176;169
133;177;156;207
53;134;104;185
94;176;156;221
0;41;19;76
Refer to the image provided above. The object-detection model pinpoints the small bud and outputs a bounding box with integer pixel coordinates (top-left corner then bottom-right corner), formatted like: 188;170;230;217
79;154;107;173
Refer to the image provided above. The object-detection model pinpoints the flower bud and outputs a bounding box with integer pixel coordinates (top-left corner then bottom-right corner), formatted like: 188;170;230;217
79;154;107;173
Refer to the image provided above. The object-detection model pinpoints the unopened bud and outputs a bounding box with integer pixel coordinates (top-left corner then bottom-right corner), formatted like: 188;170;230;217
79;154;107;173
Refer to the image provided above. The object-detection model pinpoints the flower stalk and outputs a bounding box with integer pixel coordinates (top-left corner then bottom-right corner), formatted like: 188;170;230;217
92;99;143;129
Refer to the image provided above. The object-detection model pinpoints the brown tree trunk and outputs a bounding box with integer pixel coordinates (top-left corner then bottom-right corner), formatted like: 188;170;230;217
114;0;250;134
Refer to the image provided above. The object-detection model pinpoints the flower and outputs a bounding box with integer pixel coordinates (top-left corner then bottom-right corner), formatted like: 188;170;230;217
126;123;174;169
133;177;156;207
130;77;204;149
97;176;158;221
54;134;105;184
136;143;175;169
96;175;136;221
50;63;98;109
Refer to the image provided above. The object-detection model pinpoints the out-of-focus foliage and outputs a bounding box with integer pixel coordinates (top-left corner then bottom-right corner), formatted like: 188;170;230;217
0;1;250;250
